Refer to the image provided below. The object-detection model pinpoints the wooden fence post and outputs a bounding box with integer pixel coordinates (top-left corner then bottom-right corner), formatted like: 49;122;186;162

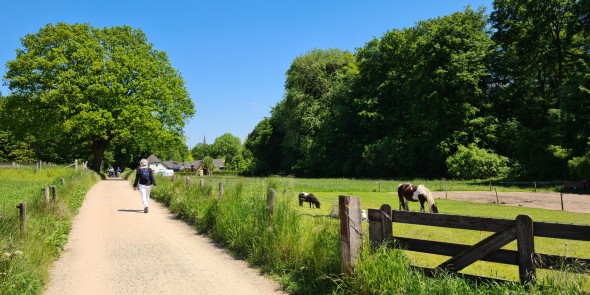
495;188;499;204
219;182;224;198
267;188;276;216
16;202;26;237
44;186;50;203
339;195;363;275
200;179;205;190
516;214;536;285
186;176;190;186
560;193;564;210
51;186;57;202
368;204;392;248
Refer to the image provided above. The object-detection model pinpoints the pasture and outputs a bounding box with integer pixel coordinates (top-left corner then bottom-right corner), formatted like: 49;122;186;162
160;175;590;293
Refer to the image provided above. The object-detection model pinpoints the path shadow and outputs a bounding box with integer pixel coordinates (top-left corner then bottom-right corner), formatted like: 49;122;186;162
118;209;144;213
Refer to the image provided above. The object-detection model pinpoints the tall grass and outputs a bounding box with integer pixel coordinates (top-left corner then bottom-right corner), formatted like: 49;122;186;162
151;175;589;294
0;166;99;295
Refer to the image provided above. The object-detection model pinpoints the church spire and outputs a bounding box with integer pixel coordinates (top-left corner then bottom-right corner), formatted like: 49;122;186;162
203;134;207;145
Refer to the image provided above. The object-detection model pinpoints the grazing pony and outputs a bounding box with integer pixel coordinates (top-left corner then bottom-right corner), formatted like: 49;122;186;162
298;192;321;209
397;183;438;213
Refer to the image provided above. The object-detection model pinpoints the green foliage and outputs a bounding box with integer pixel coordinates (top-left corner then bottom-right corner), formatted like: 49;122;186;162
2;23;194;171
201;156;215;175
0;166;99;294
149;175;589;294
245;3;590;181
446;144;510;179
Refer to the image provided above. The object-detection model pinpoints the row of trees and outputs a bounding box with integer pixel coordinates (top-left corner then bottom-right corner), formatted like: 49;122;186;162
191;133;252;172
245;1;590;181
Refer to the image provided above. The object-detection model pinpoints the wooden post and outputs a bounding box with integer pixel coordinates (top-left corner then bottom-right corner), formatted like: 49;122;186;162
267;188;276;216
200;179;205;190
186;176;190;186
16;202;26;237
560;193;564;210
51;186;57;202
219;182;224;198
61;178;65;185
495;188;499;204
172;174;176;182
339;195;362;275
489;181;492;191
516;215;536;285
44;186;50;203
75;159;78;170
368;204;392;248
445;182;448;199
534;182;537;192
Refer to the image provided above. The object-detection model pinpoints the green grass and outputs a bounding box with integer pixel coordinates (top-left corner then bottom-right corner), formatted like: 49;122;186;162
151;175;589;294
0;166;99;295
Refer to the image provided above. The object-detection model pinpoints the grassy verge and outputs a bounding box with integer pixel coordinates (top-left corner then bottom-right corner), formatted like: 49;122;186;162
0;166;99;295
150;175;589;294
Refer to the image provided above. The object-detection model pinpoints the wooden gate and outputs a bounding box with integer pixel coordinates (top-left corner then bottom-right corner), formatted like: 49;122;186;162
368;204;590;285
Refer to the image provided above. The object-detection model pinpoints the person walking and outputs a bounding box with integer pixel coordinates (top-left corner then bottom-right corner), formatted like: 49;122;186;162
133;159;157;213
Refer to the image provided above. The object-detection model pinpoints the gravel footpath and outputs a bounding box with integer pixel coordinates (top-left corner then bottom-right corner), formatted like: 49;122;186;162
43;179;286;295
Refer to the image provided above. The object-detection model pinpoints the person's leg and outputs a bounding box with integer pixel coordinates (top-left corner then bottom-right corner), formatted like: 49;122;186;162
138;185;151;212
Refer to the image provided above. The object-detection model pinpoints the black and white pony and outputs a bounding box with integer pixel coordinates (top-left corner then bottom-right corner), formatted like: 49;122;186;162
397;183;438;213
298;192;321;209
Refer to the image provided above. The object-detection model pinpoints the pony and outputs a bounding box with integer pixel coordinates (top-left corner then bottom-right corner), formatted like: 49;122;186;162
397;183;438;213
298;192;321;209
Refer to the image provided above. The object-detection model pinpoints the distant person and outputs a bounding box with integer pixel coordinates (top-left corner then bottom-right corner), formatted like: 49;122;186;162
108;167;115;178
133;159;156;213
116;167;121;177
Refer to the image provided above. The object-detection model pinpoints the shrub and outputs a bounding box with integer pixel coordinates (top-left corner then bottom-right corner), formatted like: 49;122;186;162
446;144;510;179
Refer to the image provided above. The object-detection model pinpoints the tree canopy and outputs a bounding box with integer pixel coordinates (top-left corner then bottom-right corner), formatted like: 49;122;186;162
2;23;195;171
246;4;590;182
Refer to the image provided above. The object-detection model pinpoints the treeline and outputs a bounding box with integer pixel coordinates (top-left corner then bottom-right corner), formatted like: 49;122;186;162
245;2;590;181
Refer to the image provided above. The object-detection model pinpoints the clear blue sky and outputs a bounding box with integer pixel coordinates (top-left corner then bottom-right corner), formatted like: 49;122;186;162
0;0;492;148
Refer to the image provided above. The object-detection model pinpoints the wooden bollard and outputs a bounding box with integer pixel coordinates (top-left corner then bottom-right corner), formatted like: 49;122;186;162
267;188;276;216
219;182;224;198
186;176;190;186
200;179;205;190
16;202;26;237
51;186;57;202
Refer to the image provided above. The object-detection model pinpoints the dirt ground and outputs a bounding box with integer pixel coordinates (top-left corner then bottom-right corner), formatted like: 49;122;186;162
43;179;286;295
431;190;590;214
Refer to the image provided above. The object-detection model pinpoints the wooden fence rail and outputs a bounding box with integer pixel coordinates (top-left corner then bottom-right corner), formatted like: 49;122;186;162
367;204;590;285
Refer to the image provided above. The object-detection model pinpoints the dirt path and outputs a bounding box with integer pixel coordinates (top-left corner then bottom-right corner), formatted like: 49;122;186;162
431;191;590;213
43;179;286;295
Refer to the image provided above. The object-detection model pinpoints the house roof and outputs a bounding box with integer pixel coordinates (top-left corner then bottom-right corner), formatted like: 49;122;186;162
147;154;162;163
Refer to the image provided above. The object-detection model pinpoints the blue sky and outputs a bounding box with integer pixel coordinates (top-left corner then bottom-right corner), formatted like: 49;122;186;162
0;0;492;148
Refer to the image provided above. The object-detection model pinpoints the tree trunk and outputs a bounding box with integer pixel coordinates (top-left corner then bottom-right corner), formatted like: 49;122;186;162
90;139;109;172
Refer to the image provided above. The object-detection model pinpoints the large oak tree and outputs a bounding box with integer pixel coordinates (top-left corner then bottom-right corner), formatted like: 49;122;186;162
3;23;194;171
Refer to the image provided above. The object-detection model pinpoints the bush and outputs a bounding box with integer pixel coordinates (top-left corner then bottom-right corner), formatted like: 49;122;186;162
446;144;510;179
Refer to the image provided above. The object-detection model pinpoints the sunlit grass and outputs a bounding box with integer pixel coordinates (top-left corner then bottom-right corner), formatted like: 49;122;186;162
0;166;99;295
152;175;589;294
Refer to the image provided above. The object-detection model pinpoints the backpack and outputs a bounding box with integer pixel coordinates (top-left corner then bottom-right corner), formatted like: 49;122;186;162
139;168;150;183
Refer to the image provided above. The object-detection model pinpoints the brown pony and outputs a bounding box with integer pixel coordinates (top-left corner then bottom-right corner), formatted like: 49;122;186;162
397;183;438;213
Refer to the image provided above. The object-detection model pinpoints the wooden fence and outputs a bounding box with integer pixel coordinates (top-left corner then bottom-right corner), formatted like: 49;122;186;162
363;204;590;285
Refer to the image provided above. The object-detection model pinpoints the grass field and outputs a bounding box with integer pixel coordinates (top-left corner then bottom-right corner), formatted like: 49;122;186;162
0;166;99;295
155;175;589;294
